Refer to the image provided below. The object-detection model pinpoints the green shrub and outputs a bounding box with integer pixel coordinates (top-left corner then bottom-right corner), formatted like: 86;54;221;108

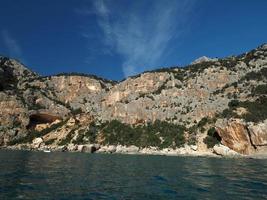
240;96;267;122
207;127;217;136
252;84;267;96
197;117;208;128
100;119;186;148
203;135;220;148
58;130;75;146
71;108;83;115
72;133;84;144
241;68;267;81
44;138;56;145
228;99;240;108
187;134;197;145
204;127;220;148
8;119;67;145
222;96;267;122
85;122;98;143
153;80;169;95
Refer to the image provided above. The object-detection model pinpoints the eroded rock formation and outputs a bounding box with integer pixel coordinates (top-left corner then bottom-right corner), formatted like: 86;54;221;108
0;44;266;156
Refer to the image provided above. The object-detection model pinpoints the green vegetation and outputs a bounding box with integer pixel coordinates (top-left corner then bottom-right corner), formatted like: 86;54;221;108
197;117;209;128
58;129;75;146
100;120;186;148
173;71;185;81
239;97;267;122
28;103;46;110
0;61;18;91
221;97;267;122
187;117;217;146
241;67;267;82
240;49;265;65
71;108;83;115
44;138;56;145
72;122;98;144
252;84;267;96
212;81;239;96
148;66;178;73
153;81;168;95
72;132;85;144
84;122;98;142
203;127;221;148
228;99;239;107
8;119;68;145
188;61;215;74
40;90;71;109
218;57;238;70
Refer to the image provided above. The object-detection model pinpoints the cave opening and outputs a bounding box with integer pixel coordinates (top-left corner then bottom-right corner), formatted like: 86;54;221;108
27;113;61;129
213;131;222;142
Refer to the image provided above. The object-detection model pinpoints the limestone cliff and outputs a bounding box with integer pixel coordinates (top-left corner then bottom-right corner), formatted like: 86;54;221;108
0;44;267;156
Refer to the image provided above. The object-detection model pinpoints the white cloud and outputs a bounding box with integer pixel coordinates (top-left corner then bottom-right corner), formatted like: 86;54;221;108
1;30;22;59
79;0;196;77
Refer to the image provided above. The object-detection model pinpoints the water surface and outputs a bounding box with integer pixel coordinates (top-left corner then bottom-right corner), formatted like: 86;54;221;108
0;150;267;199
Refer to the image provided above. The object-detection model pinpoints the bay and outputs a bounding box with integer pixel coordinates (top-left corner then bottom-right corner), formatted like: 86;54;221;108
0;150;267;199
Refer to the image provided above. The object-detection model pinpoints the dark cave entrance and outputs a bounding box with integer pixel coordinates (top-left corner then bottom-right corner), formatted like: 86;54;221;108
27;113;61;129
213;131;222;142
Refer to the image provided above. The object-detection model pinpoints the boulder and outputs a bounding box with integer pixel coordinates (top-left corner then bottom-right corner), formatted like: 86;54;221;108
213;144;240;157
61;145;68;152
32;137;43;148
93;144;101;151
18;144;32;151
53;145;68;152
78;144;98;153
67;144;78;151
126;145;139;153
77;145;84;152
97;145;117;153
190;145;198;151
115;145;124;153
106;145;116;153
182;144;195;154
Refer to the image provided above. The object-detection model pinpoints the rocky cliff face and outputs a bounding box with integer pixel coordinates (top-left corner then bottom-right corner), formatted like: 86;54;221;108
0;44;267;155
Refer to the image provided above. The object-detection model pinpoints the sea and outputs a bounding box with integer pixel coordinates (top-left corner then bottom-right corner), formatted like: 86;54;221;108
0;150;267;200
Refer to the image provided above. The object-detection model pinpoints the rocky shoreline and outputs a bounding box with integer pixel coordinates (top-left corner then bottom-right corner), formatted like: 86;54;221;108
2;142;251;158
4;144;267;159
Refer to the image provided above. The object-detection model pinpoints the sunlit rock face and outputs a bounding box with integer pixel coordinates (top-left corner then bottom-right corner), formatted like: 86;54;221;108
248;120;267;147
215;119;254;154
0;44;267;155
215;119;267;155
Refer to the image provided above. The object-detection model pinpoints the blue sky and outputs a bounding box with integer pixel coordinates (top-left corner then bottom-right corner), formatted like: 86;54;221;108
0;0;267;81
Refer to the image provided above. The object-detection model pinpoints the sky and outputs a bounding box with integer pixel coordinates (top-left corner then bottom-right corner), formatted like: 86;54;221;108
0;0;267;81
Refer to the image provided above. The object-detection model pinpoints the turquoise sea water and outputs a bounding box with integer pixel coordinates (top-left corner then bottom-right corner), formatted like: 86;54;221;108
0;150;267;200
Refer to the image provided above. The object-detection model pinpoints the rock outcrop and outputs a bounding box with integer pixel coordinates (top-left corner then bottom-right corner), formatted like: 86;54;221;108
213;144;240;157
0;44;267;156
248;120;267;147
215;119;267;155
191;56;218;65
215;119;254;154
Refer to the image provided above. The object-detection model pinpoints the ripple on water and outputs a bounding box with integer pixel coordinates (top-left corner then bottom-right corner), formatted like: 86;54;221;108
0;150;267;200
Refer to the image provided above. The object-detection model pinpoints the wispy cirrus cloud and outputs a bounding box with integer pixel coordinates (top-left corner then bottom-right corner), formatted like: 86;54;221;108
77;0;196;77
1;30;22;59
